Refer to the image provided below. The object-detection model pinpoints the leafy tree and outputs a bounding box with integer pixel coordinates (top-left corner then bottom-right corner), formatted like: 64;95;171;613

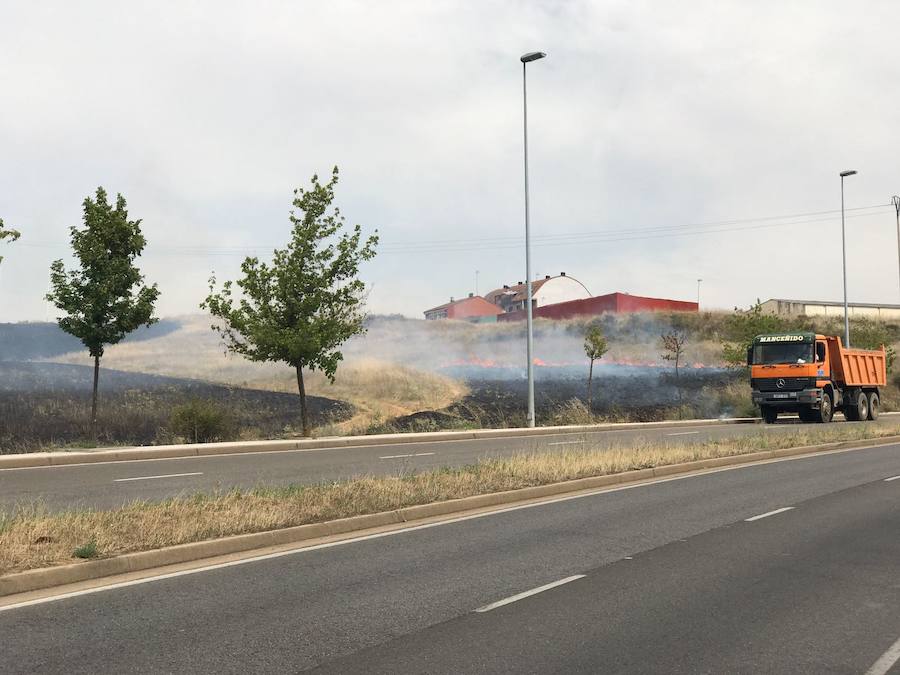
583;323;608;409
0;218;21;265
46;188;159;439
202;167;378;437
721;300;789;366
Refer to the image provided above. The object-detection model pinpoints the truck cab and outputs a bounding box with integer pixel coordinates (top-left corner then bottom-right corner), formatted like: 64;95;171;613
748;332;885;423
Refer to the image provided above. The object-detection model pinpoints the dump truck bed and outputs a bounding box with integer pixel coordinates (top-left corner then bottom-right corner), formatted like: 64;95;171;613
826;336;887;387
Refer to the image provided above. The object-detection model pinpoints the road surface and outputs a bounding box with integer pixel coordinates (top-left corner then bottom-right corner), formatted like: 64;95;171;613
2;416;894;511
2;440;900;673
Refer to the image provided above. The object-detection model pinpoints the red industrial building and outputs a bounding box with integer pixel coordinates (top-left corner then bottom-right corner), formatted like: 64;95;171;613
496;292;698;322
424;294;504;321
424;271;697;322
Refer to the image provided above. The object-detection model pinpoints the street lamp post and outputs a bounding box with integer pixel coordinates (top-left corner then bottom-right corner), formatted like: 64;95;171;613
840;170;857;347
697;278;703;307
893;196;900;301
521;50;545;428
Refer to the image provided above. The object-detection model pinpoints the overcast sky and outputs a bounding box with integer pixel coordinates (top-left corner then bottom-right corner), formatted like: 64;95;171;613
1;0;898;322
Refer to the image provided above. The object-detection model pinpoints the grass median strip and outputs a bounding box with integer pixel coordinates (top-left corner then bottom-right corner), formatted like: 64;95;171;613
2;423;900;576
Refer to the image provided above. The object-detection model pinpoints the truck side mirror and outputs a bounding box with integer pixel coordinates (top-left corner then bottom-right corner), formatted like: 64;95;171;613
746;346;753;367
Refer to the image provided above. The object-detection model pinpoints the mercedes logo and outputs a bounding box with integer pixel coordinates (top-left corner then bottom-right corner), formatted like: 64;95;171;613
776;378;785;389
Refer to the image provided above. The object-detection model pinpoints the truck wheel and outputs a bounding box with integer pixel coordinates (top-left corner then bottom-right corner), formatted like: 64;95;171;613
761;407;778;424
867;392;880;421
852;391;869;422
844;391;860;421
817;392;833;423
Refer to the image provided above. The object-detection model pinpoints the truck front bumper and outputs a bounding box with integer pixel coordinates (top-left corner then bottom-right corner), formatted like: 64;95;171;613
752;388;822;409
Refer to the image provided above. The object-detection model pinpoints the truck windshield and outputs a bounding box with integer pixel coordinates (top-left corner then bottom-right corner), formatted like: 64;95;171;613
752;343;813;365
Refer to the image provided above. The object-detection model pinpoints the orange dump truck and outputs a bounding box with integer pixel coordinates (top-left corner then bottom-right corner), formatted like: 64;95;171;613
748;332;886;423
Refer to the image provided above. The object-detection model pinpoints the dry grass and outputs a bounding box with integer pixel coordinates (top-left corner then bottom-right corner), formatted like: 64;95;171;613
3;421;899;575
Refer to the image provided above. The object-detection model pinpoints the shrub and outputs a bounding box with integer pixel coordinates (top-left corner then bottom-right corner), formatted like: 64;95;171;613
170;399;237;444
73;540;98;559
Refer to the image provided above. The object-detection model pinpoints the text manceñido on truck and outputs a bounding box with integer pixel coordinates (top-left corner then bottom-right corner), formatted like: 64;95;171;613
748;332;886;423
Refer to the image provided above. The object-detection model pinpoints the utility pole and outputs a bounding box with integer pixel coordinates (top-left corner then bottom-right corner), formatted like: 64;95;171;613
893;196;900;301
520;50;546;428
697;278;703;307
475;269;479;297
840;170;857;347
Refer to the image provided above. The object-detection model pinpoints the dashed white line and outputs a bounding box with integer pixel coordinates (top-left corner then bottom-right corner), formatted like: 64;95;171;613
667;431;700;437
884;475;900;482
474;575;586;613
379;452;436;460
548;440;585;446
864;634;900;675
745;506;795;522
114;472;203;482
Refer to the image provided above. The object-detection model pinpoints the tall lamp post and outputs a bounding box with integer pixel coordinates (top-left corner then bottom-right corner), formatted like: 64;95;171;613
521;50;546;428
893;196;900;301
840;170;857;347
697;278;703;307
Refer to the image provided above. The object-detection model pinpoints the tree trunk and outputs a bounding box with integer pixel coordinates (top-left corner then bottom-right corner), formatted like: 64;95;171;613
675;353;682;418
90;354;100;442
295;364;311;437
587;358;594;409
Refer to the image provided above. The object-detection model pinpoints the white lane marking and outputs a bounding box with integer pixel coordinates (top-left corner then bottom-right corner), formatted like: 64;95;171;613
113;472;203;482
864;634;900;675
744;506;795;522
2;443;897;613
884;475;900;482
667;431;700;437
474;575;586;613
548;440;585;446
379;453;436;460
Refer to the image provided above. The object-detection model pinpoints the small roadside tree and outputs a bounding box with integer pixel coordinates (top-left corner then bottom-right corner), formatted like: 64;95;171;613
661;330;688;416
0;218;21;265
46;188;159;439
660;331;687;378
584;323;608;409
202;167;378;437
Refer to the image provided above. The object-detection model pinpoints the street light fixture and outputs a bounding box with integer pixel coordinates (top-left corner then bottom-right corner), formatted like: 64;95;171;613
840;170;857;347
520;50;546;428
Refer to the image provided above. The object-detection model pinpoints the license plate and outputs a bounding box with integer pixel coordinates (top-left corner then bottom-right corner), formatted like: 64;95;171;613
773;393;790;399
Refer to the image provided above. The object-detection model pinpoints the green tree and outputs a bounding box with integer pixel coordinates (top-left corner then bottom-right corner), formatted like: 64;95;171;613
0;218;21;265
721;300;789;366
584;323;609;409
46;188;159;439
202;167;378;437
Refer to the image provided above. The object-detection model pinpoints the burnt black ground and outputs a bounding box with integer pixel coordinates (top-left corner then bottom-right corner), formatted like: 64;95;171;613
0;361;352;450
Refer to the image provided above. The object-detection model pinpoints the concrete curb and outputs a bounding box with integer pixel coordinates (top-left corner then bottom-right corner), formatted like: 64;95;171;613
2;433;899;598
0;416;759;469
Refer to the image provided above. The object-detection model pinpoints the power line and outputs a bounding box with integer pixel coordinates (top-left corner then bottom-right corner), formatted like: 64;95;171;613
14;202;893;257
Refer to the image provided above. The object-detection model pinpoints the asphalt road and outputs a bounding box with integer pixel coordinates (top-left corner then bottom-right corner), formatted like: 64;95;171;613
2;416;895;511
3;441;900;673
